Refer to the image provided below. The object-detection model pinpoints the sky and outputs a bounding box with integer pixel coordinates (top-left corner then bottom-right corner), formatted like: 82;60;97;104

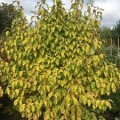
0;0;120;28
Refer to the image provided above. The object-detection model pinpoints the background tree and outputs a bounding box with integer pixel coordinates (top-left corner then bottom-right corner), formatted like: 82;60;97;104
100;24;120;66
100;27;112;46
100;20;120;46
112;20;120;45
0;3;18;35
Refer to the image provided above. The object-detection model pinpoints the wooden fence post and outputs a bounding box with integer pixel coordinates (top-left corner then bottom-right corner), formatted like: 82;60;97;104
118;37;119;55
110;38;112;56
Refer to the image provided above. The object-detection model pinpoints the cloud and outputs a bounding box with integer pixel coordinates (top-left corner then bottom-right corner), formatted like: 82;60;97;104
94;0;120;27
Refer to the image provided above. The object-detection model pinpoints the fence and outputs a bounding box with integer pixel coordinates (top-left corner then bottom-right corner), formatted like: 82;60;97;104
110;38;120;56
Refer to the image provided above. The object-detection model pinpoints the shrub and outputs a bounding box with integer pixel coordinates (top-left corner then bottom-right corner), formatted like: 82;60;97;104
0;0;120;120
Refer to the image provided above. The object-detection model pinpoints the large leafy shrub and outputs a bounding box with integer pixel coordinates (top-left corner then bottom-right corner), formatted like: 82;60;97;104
0;0;120;120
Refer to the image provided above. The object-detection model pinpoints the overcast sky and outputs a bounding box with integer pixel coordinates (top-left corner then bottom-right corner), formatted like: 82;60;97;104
0;0;120;28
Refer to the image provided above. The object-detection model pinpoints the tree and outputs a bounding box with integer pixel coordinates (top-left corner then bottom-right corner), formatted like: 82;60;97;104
0;3;18;35
100;27;112;46
0;0;120;120
111;20;120;45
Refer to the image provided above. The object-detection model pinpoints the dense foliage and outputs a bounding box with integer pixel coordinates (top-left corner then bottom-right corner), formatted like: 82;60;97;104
0;0;120;120
100;27;112;46
112;20;120;45
0;3;18;35
100;21;120;119
100;21;120;66
100;25;120;119
100;20;120;46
